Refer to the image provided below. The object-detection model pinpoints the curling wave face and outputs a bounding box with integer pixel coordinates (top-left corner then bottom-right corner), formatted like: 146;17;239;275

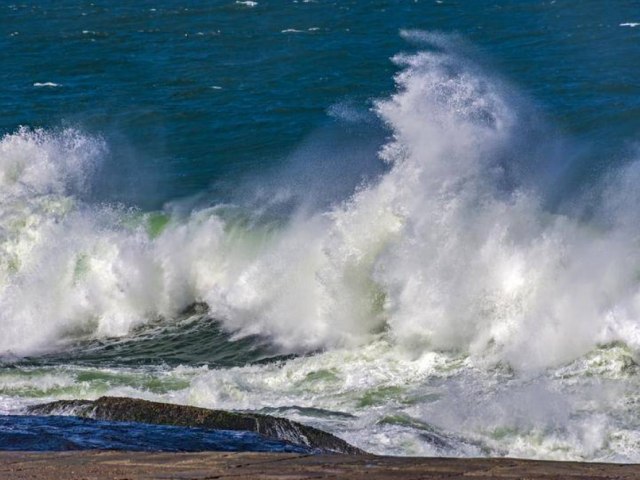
3;32;640;460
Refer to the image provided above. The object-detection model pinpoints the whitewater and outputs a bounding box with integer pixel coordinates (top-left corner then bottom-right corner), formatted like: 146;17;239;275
3;31;640;460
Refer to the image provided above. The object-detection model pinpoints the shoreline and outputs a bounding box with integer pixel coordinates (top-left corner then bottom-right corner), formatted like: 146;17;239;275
2;451;640;479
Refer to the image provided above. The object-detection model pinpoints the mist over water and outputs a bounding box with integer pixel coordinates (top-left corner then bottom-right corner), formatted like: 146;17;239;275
2;0;640;461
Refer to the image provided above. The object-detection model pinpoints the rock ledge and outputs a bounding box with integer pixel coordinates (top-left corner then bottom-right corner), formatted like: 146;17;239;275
27;396;363;455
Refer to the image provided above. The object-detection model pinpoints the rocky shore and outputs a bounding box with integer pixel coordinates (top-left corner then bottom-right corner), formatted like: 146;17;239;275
12;396;640;479
2;451;640;479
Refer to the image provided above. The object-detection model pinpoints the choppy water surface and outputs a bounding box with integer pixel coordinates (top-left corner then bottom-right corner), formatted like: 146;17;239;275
2;0;640;460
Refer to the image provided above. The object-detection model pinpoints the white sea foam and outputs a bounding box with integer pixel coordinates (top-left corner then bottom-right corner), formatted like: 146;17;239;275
3;340;640;459
620;22;639;27
33;82;60;88
235;1;257;6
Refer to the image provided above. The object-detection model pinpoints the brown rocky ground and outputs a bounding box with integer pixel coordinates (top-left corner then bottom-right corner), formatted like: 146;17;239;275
2;451;639;480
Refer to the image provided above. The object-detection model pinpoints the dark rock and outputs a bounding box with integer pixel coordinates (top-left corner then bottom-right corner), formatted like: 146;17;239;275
27;396;364;455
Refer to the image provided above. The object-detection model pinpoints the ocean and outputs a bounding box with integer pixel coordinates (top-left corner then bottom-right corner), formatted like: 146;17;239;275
1;0;640;459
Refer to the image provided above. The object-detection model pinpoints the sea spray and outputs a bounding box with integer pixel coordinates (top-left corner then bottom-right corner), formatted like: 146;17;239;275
2;35;640;366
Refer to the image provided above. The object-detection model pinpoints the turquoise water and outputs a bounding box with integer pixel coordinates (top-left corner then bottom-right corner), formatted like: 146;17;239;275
2;0;640;459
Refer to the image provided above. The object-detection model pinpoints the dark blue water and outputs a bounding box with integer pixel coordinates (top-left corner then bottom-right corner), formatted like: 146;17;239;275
2;1;639;208
0;415;311;452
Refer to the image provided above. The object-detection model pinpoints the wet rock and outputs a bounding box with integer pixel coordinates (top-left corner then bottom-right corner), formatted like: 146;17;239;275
27;396;364;455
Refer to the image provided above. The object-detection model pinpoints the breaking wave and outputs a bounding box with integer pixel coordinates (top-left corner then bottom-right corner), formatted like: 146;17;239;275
2;32;640;376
